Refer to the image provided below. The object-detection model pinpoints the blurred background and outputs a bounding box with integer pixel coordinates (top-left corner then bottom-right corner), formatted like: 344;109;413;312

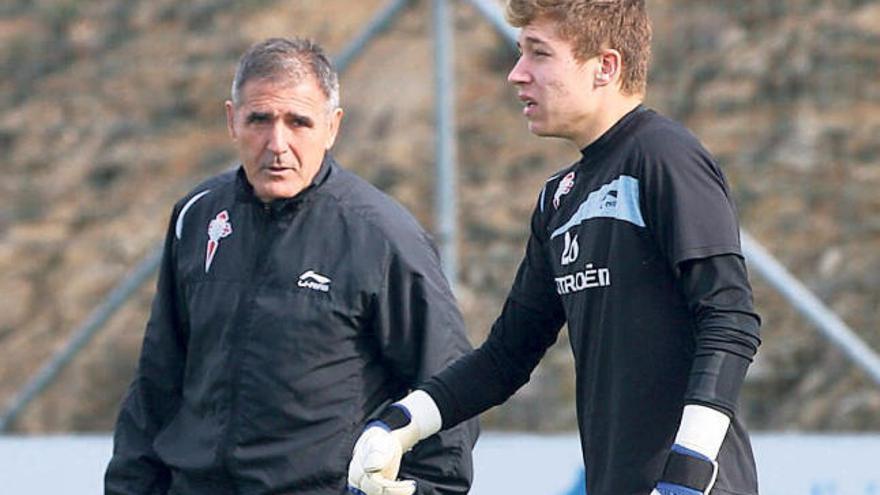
1;0;878;492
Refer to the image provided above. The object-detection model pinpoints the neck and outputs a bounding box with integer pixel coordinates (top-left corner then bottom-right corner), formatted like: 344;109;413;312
572;93;643;149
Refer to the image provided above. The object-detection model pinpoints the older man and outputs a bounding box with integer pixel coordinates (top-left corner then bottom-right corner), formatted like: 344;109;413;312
105;37;477;495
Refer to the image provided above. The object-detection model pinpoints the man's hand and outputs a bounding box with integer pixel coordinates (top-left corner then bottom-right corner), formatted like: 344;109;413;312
347;415;417;495
651;444;718;495
348;392;442;495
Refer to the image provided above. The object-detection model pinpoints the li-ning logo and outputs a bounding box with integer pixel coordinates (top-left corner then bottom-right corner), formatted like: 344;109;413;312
553;171;576;209
205;210;232;273
600;190;618;211
298;270;331;292
555;263;611;295
561;231;579;266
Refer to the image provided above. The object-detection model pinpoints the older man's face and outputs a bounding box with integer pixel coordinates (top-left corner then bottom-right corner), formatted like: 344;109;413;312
225;76;343;202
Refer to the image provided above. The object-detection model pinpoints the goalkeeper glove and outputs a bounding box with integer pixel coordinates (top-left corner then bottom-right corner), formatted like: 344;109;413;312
652;404;729;495
347;391;441;495
651;444;719;495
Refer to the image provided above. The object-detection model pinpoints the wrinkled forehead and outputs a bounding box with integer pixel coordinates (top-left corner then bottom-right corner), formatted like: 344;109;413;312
238;74;327;108
235;53;329;103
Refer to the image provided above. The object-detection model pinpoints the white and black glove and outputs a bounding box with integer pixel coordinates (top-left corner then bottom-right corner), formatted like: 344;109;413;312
347;391;441;495
651;405;729;495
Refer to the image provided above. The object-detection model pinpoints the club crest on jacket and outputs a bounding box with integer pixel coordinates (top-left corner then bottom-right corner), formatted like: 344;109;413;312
205;210;232;273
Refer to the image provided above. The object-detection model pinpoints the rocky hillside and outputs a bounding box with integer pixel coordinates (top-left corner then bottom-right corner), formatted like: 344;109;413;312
1;0;878;432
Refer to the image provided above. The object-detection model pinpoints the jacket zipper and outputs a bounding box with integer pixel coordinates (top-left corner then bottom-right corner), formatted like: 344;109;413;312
219;202;275;482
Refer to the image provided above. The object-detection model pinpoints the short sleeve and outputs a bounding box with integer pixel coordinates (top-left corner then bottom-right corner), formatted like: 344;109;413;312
638;128;742;268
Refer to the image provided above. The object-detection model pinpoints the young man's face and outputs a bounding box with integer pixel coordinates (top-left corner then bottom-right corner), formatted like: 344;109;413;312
508;16;603;144
225;76;342;202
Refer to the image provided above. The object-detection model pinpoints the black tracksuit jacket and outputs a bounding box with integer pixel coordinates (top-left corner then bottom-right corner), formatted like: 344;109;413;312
105;156;478;495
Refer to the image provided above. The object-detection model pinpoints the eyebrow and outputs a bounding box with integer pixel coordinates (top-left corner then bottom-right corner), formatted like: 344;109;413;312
245;111;314;127
246;111;272;122
522;35;550;47
289;113;314;127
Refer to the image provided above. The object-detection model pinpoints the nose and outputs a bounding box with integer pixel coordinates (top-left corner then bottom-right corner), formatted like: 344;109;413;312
266;122;289;156
507;56;530;85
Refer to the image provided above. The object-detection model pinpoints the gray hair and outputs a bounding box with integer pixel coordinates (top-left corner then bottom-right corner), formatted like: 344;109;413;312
230;37;340;111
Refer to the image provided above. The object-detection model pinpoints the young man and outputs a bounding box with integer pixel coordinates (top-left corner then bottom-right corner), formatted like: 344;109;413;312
347;1;760;494
105;37;477;495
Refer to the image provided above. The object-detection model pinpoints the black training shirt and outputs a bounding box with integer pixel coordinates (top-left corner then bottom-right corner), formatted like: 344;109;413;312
422;106;760;495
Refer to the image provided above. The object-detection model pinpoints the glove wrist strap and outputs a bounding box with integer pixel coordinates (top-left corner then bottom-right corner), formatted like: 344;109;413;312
397;390;442;439
660;444;719;494
369;391;442;453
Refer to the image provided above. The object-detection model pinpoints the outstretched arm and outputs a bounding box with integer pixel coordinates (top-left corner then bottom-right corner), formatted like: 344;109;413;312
349;293;565;494
349;192;565;495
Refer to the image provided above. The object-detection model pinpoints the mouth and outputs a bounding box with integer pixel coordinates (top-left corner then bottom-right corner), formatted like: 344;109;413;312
518;94;538;114
261;162;296;173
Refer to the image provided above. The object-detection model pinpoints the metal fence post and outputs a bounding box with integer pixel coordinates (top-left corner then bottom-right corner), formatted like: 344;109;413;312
433;0;458;289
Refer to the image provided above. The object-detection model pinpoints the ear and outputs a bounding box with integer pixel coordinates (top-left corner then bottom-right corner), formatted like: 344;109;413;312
225;100;237;139
595;49;622;88
325;107;344;150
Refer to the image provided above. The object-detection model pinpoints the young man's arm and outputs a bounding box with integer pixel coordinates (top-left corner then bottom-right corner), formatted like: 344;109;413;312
652;253;760;495
348;296;566;495
348;200;566;495
105;208;187;495
634;121;762;494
